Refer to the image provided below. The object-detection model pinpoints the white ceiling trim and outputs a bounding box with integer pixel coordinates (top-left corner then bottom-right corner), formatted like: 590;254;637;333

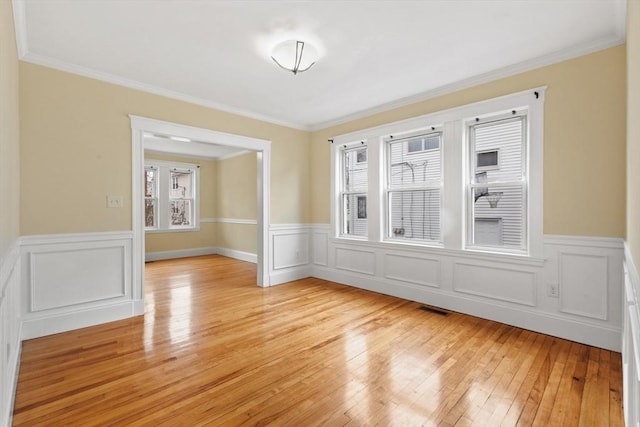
309;34;625;131
19;51;311;131
12;0;627;133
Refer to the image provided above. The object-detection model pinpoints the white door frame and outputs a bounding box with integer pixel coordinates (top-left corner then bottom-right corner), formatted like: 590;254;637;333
130;115;271;312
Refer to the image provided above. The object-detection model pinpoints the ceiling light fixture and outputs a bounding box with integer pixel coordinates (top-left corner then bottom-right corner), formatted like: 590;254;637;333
270;40;318;75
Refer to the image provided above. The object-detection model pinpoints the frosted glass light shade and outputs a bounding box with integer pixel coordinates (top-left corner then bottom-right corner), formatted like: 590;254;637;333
270;40;318;75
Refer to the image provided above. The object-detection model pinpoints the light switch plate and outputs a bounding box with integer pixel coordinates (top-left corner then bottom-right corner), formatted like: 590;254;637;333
107;195;123;208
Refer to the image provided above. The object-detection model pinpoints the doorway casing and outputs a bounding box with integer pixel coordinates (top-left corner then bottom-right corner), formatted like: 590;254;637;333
130;115;271;313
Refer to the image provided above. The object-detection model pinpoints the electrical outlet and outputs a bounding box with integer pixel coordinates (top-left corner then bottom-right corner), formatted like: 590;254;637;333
548;283;559;298
107;195;123;208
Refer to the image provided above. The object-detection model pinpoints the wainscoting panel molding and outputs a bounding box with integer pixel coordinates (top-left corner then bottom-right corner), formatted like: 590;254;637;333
20;232;136;340
310;226;624;352
335;246;376;276
384;253;440;288
559;252;608;320
312;230;329;267
30;246;126;312
623;244;640;427
0;241;21;427
272;232;309;270
452;261;537;306
268;224;313;286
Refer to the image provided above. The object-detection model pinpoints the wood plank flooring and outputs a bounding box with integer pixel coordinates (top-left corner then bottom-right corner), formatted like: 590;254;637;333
12;255;623;426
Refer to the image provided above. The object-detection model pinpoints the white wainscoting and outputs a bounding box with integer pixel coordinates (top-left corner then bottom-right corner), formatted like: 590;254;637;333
269;224;312;285
310;225;624;351
623;244;640;427
0;241;21;427
20;232;138;340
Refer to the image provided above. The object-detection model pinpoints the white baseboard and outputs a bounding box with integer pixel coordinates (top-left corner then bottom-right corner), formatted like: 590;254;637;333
270;267;311;286
311;264;621;352
145;246;257;264
215;247;257;264
145;246;218;261
21;301;142;340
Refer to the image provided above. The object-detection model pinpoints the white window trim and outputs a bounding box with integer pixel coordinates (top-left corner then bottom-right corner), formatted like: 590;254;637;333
144;159;201;233
330;86;545;259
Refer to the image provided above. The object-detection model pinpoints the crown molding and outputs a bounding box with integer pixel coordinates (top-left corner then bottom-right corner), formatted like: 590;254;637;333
12;0;627;134
309;34;625;131
17;50;311;131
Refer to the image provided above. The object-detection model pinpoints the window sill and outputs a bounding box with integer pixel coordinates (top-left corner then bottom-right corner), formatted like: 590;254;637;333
330;236;544;267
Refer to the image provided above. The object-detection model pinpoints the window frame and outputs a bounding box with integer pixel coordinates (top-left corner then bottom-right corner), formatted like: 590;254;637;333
384;130;444;244
466;113;528;254
144;159;200;233
329;87;544;259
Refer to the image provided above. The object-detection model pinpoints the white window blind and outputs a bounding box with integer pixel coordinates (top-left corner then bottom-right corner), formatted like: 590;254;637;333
386;132;442;242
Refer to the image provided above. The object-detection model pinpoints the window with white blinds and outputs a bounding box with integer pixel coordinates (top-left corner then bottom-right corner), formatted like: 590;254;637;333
330;88;543;257
386;132;442;242
468;114;527;252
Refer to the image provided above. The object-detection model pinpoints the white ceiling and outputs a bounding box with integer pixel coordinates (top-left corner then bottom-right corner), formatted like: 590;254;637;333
14;0;626;131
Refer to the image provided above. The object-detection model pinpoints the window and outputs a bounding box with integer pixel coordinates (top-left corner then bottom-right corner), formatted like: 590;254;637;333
468;114;527;252
477;149;499;170
407;134;441;153
356;148;367;163
145;166;158;228
331;87;543;258
340;146;368;237
145;160;200;232
386;132;442;242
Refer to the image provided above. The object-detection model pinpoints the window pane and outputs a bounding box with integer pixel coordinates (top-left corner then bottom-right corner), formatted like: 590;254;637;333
344;149;368;191
145;199;156;228
356;149;367;163
407;139;423;153
389;134;441;188
473;118;523;182
170;170;193;198
477;150;498;168
343;193;367;236
389;190;440;241
145;168;156;198
472;185;524;249
170;199;192;226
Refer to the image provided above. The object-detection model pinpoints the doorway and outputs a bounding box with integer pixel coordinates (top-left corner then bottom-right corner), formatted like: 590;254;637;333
130;116;271;315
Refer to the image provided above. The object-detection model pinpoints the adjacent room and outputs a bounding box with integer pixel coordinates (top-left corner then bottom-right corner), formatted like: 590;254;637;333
1;0;639;425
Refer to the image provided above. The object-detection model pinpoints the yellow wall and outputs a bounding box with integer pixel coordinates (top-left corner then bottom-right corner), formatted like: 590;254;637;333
214;151;257;254
215;152;257;219
0;1;20;256
144;152;217;253
628;0;640;268
16;42;629;241
311;46;627;238
19;62;311;236
215;223;257;254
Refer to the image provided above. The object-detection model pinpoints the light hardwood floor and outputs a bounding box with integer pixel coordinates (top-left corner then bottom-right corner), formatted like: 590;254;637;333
13;255;623;426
